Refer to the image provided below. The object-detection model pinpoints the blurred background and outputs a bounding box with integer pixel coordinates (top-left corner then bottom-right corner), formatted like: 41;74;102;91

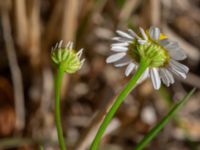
0;0;200;149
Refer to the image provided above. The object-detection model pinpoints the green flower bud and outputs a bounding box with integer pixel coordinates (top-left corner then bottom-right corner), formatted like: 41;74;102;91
51;41;85;73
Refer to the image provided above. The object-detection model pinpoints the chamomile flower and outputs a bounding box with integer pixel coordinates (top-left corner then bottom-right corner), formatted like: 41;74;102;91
106;27;189;89
51;41;85;73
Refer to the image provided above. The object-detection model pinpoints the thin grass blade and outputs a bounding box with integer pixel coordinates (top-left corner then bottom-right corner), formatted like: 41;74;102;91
134;88;196;150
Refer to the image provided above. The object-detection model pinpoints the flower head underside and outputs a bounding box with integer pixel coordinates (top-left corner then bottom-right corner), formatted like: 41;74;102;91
106;27;189;89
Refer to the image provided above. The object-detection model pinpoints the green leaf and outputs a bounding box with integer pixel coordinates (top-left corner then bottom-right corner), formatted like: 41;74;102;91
134;88;196;150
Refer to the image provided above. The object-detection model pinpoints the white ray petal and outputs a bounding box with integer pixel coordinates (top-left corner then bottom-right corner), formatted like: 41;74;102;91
54;42;59;49
162;68;174;84
168;48;187;60
160;74;169;87
58;40;63;48
111;46;128;52
158;39;171;46
150;68;161;90
111;42;129;47
69;42;73;50
170;67;187;79
114;56;131;67
138;39;147;45
128;29;141;39
112;37;132;43
165;41;179;50
112;37;123;41
114;62;130;67
80;59;85;68
137;68;149;83
169;60;189;74
66;42;71;48
106;52;126;63
159;68;170;86
77;48;84;58
116;30;133;39
139;27;148;40
149;27;160;40
125;63;136;76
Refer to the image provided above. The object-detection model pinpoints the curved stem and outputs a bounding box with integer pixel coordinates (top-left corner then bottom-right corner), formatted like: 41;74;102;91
90;59;149;150
54;66;66;150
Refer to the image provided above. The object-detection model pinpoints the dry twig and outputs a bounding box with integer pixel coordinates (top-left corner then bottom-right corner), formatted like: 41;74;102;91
150;0;161;26
1;5;25;132
43;0;63;50
61;0;79;42
119;0;142;24
13;0;28;51
27;0;41;68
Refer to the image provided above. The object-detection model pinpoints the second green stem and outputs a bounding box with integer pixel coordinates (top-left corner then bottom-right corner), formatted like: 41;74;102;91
90;59;149;150
55;66;66;150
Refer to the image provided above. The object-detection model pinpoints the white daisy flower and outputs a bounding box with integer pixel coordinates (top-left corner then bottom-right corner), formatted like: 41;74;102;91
51;41;85;73
106;27;189;90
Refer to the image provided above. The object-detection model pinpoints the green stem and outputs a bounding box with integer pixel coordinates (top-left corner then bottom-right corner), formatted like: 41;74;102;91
90;59;149;150
54;66;66;150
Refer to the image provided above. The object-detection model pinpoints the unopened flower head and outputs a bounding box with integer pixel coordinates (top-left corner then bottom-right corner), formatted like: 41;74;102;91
106;27;189;89
51;41;85;73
